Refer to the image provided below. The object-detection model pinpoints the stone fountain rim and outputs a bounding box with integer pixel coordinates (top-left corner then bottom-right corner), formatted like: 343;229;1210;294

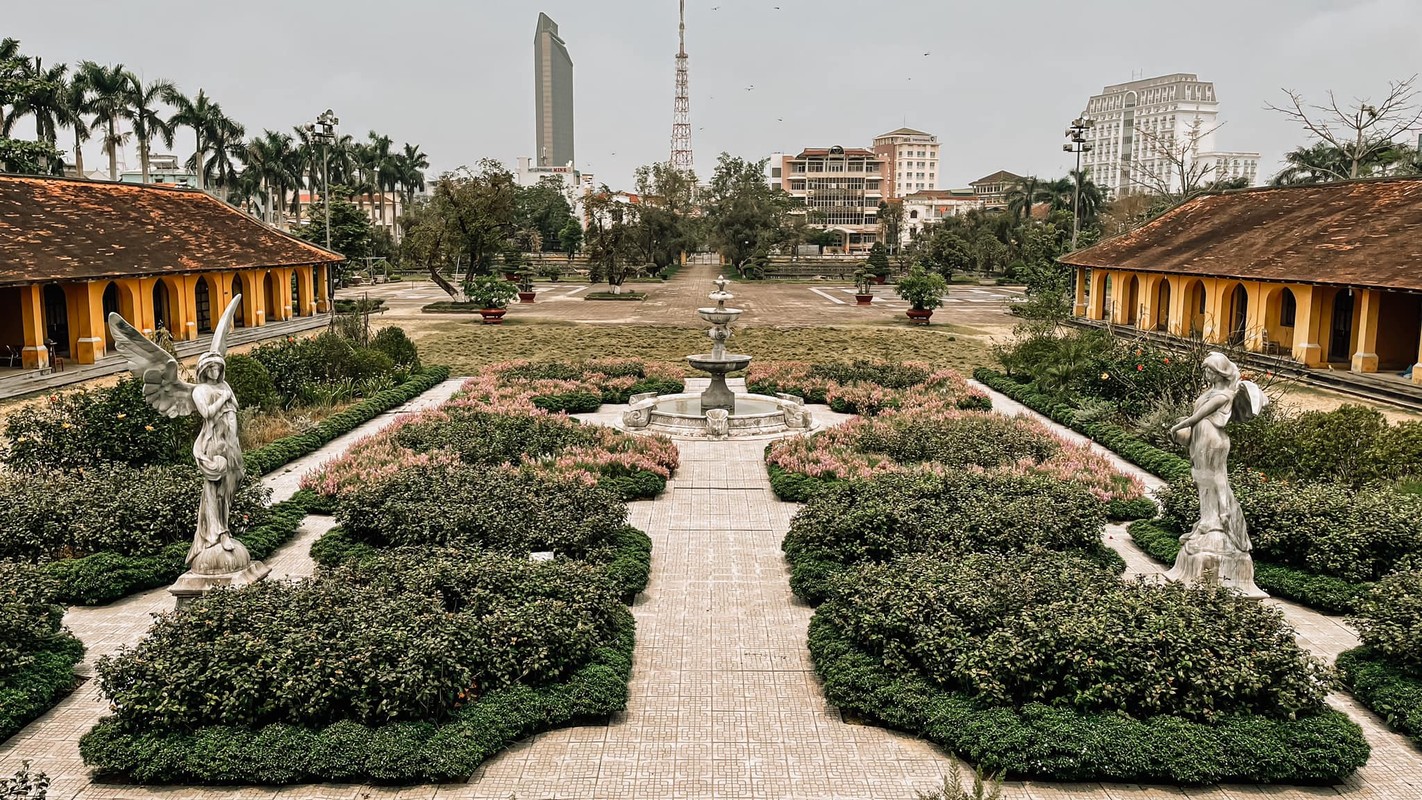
637;391;790;422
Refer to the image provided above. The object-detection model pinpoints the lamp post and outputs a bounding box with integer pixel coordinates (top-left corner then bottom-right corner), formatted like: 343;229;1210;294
305;109;339;313
1063;116;1095;250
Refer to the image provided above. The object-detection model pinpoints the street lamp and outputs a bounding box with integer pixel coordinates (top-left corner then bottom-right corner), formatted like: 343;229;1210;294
305;109;339;313
1063;116;1095;250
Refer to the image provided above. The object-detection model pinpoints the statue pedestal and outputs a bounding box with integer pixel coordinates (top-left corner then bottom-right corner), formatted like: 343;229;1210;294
170;561;271;609
1164;533;1267;600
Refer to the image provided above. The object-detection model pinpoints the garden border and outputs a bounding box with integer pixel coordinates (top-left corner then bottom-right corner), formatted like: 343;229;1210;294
0;635;85;743
1336;647;1422;746
808;612;1370;784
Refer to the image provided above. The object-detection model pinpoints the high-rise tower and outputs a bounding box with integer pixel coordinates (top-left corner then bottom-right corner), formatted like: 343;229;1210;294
670;0;693;170
534;12;574;168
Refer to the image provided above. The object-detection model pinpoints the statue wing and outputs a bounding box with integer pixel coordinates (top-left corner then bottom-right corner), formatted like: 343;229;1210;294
1232;380;1269;422
210;295;242;358
108;312;196;418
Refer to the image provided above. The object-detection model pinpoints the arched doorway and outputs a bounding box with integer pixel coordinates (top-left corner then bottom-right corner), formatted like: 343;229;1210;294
1330;290;1355;364
1154;280;1172;331
101;282;122;351
230;275;245;328
263;271;282;322
1102;274;1113;320
291;272;301;317
1124;275;1141;326
1185;279;1208;338
1227;284;1248;346
42;284;69;357
152;279;173;333
1265;287;1297;353
194;277;213;334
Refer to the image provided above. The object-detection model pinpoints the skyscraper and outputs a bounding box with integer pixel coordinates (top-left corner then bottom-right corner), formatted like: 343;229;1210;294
534;12;574;168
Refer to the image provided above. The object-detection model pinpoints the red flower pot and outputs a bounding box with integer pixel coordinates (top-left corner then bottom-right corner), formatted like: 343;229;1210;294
906;308;933;325
855;294;875;306
479;308;508;324
872;275;888;285
517;291;537;304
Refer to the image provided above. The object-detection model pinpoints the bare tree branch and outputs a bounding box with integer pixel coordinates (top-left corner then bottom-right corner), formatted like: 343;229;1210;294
1127;120;1221;200
1267;76;1422;180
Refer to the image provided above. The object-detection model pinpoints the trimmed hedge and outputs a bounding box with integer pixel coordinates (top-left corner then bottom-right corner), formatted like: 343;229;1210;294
41;490;319;607
1126;520;1369;614
0;561;85;743
974;369;1192;483
0;635;85;743
809;612;1369;784
1337;647;1422;745
243;366;451;477
80;611;635;784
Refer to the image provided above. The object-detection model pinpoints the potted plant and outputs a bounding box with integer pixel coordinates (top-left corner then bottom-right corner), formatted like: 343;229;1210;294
853;267;875;306
516;269;537;304
538;262;563;283
468;275;519;324
866;242;892;285
894;265;948;324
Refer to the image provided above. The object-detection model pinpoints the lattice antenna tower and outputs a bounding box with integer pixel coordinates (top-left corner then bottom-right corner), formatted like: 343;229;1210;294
670;0;694;170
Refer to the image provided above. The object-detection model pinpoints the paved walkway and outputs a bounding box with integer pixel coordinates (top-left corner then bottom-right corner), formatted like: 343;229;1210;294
4;379;1422;798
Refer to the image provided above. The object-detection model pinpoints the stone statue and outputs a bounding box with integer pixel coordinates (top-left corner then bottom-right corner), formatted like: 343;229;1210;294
777;393;812;429
705;408;730;438
622;404;653;429
1165;352;1267;598
109;295;270;604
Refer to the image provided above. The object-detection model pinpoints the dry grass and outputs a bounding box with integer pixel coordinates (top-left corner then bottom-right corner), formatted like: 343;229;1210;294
237;402;356;450
412;321;993;375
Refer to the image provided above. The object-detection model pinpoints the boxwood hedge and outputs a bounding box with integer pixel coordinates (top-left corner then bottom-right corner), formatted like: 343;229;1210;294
0;562;85;743
1336;647;1422;746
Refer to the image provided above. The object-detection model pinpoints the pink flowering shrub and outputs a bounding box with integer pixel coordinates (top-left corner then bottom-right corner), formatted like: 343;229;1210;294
747;360;989;413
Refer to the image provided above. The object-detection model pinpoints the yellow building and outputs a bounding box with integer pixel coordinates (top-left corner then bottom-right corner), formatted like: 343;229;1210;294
0;175;343;370
1063;178;1422;383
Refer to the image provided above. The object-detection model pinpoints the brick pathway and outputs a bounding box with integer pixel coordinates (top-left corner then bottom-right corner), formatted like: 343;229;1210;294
5;379;1422;798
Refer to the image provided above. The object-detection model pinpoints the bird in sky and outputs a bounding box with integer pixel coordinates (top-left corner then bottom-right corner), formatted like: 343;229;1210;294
924;52;931;56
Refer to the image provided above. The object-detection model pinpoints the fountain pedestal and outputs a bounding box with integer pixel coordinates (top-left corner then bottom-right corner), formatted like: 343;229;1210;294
687;353;752;413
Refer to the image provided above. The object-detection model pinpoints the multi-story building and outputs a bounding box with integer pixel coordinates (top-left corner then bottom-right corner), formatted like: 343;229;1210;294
969;170;1023;209
534;12;575;169
775;146;885;255
1080;73;1259;197
900;189;983;243
118;154;199;188
873;128;940;199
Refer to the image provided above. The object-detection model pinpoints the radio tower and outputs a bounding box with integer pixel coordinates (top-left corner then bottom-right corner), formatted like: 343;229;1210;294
670;0;693;170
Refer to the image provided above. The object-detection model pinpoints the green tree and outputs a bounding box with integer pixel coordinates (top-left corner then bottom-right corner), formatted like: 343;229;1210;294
701;153;794;274
515;177;576;250
583;189;640;293
125;73;175;184
297;194;375;282
0;43;64;174
400;159;520;276
1268;76;1422;181
166;88;244;193
75;60;134;181
630;161;699;269
559;218;583;258
877;200;904;258
912;224;973;279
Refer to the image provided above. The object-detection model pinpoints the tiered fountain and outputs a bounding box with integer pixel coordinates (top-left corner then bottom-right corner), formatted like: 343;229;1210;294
620;276;815;439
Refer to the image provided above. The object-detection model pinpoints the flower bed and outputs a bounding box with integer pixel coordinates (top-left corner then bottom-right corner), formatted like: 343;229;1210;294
749;360;990;414
765;402;1151;519
80;551;634;784
810;552;1369;784
782;472;1119;604
476;358;685;412
0;562;84;743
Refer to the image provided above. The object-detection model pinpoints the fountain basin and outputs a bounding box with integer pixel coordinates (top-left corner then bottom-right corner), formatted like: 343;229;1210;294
619;391;816;439
697;307;742;326
685;353;751;374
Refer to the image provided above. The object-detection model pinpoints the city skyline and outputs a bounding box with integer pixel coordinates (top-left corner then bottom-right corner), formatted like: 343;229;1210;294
2;0;1418;191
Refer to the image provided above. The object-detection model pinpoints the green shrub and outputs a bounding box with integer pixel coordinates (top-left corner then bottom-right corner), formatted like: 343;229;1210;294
810;611;1369;783
1232;403;1422;486
95;551;626;730
783;472;1105;604
531;389;603;413
250;332;408;407
370;326;420;369
1336;647;1422;745
0;561;84;742
1352;568;1422;669
336;462;628;562
851;412;1059;468
224;354;279;411
0;465;268;562
810;360;930;389
822;552;1331;722
2;377;192;471
393;408;597;465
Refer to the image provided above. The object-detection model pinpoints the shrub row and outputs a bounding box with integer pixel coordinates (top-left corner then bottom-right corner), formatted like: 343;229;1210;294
974;369;1192;482
809;611;1368;784
244;366;450;477
1336;647;1422;747
247;329;420;410
40;490;317;607
782;472;1107;605
0;562;85;742
80;610;634;784
1126;521;1368;614
2;376;193;472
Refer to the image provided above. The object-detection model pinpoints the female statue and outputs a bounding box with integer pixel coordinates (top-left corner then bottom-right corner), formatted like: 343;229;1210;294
1165;352;1267;598
110;296;268;594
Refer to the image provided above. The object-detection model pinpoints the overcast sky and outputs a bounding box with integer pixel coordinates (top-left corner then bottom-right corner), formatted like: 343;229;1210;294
6;0;1421;189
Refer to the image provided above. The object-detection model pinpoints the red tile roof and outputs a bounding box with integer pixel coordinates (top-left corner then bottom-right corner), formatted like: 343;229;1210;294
0;174;343;287
1060;178;1422;292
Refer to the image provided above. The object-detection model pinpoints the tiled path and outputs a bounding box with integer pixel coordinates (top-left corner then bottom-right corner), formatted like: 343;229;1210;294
5;378;1422;798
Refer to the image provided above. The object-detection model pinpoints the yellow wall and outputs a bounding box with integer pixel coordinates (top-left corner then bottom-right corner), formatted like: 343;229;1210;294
1071;269;1422;376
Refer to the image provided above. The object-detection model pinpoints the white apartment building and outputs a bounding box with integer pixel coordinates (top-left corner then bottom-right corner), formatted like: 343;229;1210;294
1080;73;1259;197
515;156;594;228
774;146;885;255
900;189;982;244
873;128;940;199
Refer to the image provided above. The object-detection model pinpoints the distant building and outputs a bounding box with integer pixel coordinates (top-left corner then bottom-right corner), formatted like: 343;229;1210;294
515;157;594;229
873;128;940;199
118;154;199;188
900;189;982;243
775;146;885;255
534;12;575;169
969;170;1023;209
1080;73;1260;197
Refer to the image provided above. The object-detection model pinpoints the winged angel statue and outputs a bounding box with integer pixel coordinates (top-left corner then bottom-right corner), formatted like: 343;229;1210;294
109;296;269;592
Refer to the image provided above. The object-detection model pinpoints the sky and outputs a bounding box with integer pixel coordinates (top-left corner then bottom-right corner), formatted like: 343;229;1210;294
5;0;1421;190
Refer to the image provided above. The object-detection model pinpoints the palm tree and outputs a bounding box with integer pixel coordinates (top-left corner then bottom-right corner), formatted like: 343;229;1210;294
1271;142;1353;186
203;125;245;201
1004;175;1043;223
166;88;244;193
76;61;135;180
3;57;74;174
364;131;394;226
1069;169;1105;227
0;37;22;133
63;68;93;177
126;74;175;183
243;130;296;225
395;142;429;205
